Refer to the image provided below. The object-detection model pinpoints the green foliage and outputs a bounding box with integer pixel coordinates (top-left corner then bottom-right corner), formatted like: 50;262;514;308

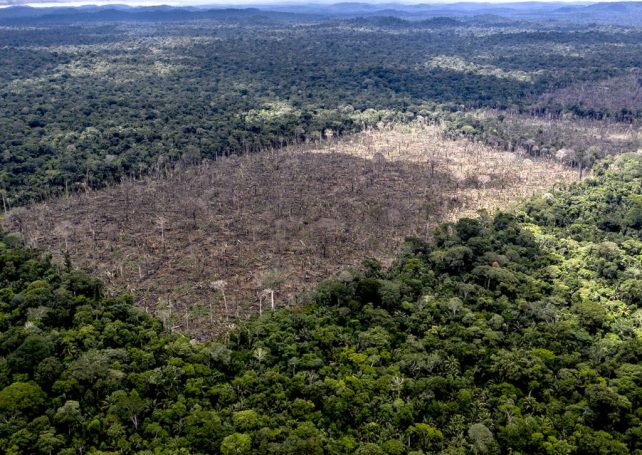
221;433;252;455
0;382;47;418
7;335;53;373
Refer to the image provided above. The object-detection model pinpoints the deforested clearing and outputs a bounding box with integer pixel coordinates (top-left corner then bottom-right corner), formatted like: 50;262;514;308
4;122;577;338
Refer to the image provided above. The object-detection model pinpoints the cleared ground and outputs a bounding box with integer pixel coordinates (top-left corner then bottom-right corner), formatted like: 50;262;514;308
4;122;577;338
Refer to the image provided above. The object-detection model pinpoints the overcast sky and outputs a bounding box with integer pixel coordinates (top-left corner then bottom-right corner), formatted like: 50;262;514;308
0;0;612;7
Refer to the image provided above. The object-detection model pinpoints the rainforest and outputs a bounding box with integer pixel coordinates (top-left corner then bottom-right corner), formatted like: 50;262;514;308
1;2;642;454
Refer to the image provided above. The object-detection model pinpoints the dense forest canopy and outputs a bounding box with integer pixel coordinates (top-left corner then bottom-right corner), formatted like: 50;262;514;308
1;154;642;454
1;14;642;206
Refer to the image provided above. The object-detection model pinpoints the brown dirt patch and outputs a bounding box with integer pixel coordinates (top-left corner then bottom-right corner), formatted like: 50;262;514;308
3;122;577;338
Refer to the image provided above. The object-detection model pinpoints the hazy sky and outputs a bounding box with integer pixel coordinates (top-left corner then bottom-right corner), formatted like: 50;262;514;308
0;0;611;7
0;0;618;7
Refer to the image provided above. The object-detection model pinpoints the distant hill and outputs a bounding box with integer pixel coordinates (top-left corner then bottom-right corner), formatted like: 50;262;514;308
0;5;320;24
2;2;642;25
345;15;464;28
550;1;642;25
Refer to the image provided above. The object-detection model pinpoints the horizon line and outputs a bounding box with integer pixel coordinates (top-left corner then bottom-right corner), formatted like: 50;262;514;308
1;0;628;9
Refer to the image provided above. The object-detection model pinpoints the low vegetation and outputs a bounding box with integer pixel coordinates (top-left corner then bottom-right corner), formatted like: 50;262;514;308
443;109;642;172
